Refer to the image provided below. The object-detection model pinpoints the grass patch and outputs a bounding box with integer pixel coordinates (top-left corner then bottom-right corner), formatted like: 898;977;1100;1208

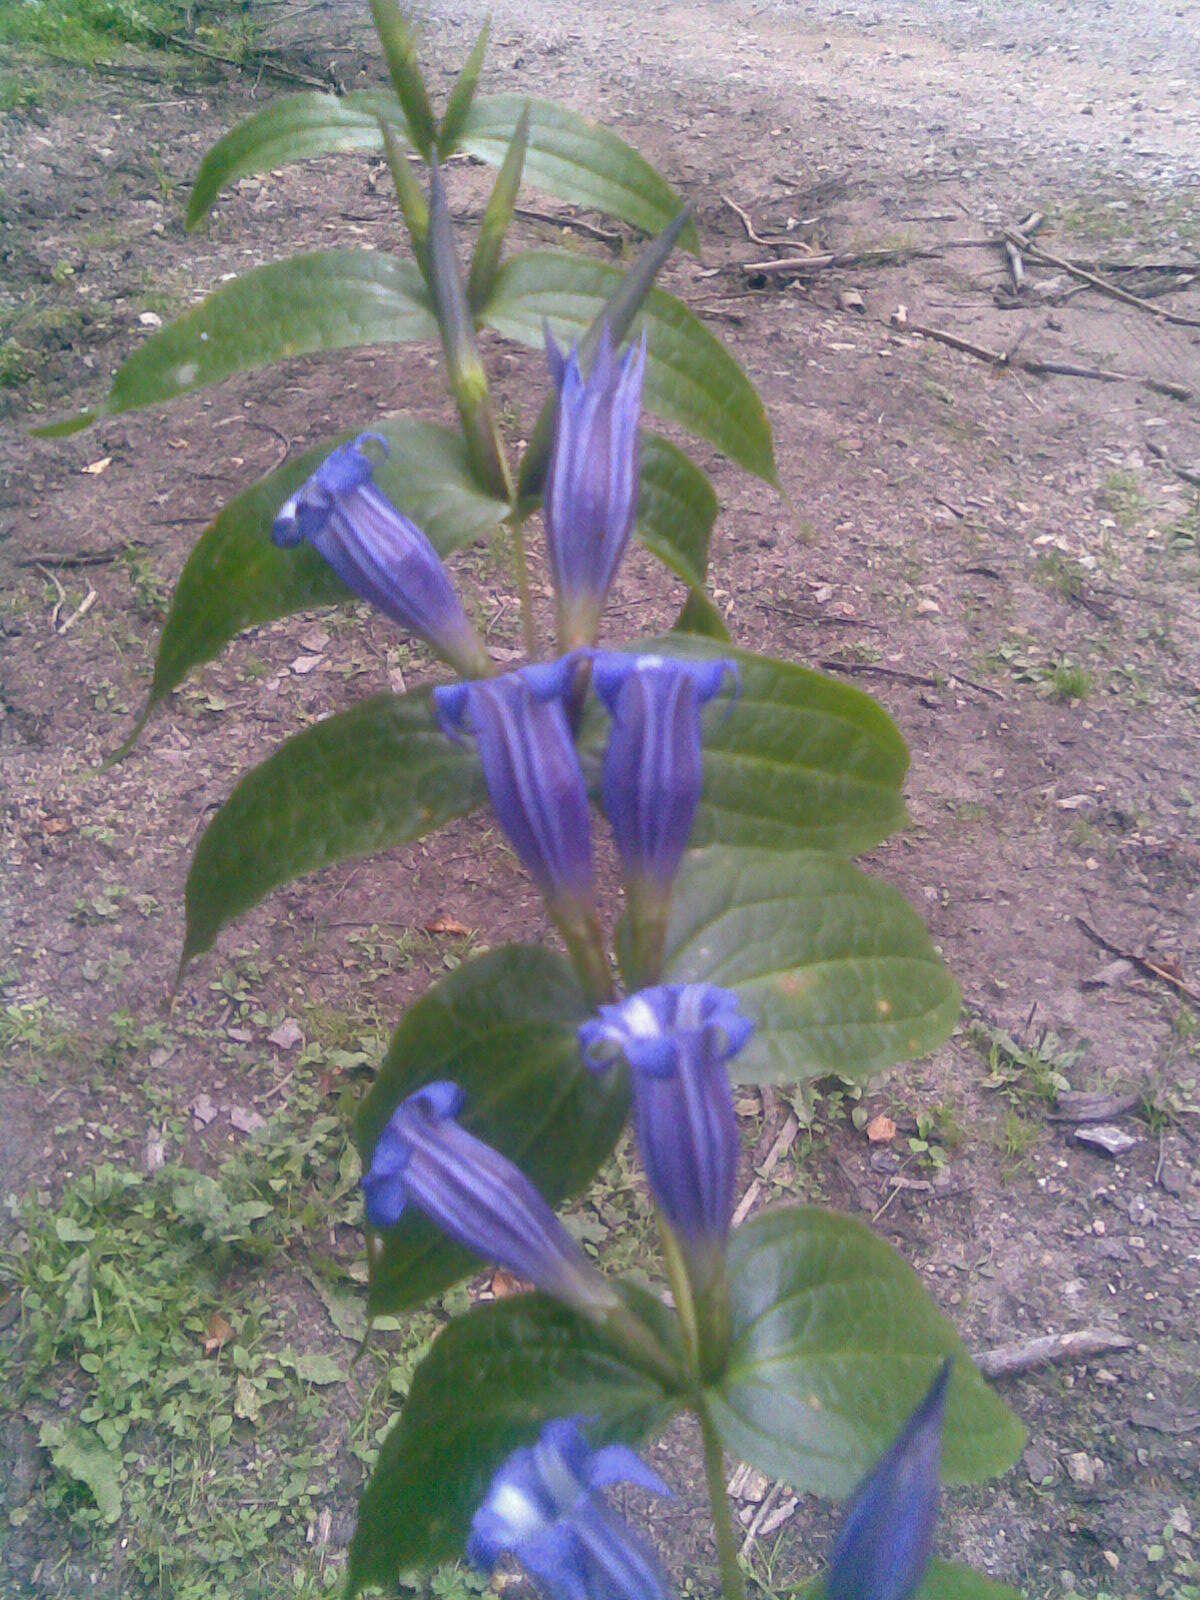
1050;660;1091;702
1100;469;1146;530
0;0;259;68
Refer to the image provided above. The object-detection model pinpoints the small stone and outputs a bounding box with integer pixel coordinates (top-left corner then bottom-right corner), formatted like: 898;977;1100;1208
191;1092;217;1127
916;596;941;615
1074;1124;1139;1157
138;311;163;327
289;653;324;675
1023;1443;1056;1484
1067;1452;1095;1486
866;1113;896;1144
230;1105;267;1135
836;287;866;313
268;1019;303;1050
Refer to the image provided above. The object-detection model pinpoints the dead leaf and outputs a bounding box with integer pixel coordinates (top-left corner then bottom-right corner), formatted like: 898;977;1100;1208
866;1113;897;1144
82;457;111;476
487;1270;527;1300
203;1311;234;1355
289;653;324;675
424;917;470;938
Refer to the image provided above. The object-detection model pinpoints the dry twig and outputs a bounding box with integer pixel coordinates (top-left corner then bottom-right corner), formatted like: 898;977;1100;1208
1075;916;1200;1009
974;1328;1133;1380
1008;229;1200;329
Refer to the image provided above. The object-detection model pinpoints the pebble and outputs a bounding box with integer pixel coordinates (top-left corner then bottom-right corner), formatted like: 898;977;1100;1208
1074;1123;1140;1156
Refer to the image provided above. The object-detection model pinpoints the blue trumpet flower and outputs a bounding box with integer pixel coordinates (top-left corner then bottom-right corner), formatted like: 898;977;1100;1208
468;1418;674;1600
361;1082;612;1317
826;1361;951;1600
590;651;739;894
272;433;490;676
579;985;753;1265
434;658;594;903
544;323;647;649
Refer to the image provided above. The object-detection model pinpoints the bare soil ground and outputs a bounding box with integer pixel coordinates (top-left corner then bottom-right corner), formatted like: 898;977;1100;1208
2;2;1199;1597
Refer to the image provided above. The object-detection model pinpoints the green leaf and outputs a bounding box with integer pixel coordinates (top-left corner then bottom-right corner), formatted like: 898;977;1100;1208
674;588;730;640
185;92;695;250
369;0;437;158
356;946;629;1315
707;1208;1025;1497
181;691;485;970
459;95;698;253
38;1421;122;1523
127;417;507;745
595;637;910;855
467;103;530;313
347;1292;677;1590
663;847;960;1083
636;433;717;592
438;18;490;156
40;249;433;433
483;251;776;483
804;1561;1023;1600
186;93;396;231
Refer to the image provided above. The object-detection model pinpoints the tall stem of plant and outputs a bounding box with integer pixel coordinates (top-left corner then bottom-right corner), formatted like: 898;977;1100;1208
510;512;538;659
699;1405;748;1600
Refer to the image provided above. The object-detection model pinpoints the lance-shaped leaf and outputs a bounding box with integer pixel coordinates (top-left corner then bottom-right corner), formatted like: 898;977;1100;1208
636;433;717;593
185;92;696;249
123;417;507;749
368;0;437;158
660;847;960;1083
379;120;429;261
356;946;628;1315
37;250;433;436
437;17;490;156
427;160;513;500
486;251;776;485
459;94;699;252
706;1209;1025;1497
517;210;693;501
583;638;909;856
181;690;485;970
347;1291;679;1591
804;1557;1023;1599
467;103;531;312
673;587;730;641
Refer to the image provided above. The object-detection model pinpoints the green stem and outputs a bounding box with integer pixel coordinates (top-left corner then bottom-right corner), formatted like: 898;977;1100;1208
699;1404;748;1600
655;1211;701;1376
553;901;614;1006
507;507;538;659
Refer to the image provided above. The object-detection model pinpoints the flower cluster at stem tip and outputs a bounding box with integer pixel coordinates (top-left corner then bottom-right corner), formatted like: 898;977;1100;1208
275;323;950;1600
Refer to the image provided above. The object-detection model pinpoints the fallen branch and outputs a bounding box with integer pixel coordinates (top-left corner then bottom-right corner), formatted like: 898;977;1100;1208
514;205;621;247
721;194;805;250
731;1112;800;1228
974;1328;1133;1380
19;543;146;569
1008;229;1200;330
744;245;937;276
57;587;97;636
149;28;336;91
818;657;941;688
1145;437;1200;490
1075;916;1200;1009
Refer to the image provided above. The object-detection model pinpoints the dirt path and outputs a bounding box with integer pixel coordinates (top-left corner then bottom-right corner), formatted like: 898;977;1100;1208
2;3;1198;1597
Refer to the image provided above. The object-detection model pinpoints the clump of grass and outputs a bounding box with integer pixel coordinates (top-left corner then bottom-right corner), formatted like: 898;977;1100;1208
1035;548;1088;602
1050;660;1091;702
1100;469;1146;530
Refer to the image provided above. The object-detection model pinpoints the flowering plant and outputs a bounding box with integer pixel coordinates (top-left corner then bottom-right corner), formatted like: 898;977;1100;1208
44;5;1025;1595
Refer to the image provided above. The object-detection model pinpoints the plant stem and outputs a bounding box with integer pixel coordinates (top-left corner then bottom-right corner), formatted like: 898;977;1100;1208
699;1404;748;1600
508;508;538;659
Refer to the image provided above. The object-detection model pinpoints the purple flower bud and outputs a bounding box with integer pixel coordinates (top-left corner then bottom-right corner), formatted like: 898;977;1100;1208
469;1418;674;1600
826;1361;951;1600
272;433;489;676
579;985;753;1259
433;659;594;903
544;323;646;649
361;1083;611;1316
590;651;739;893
